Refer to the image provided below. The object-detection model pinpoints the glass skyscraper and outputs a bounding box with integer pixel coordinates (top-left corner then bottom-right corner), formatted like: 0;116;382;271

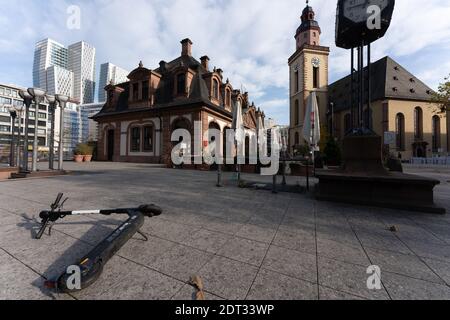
33;38;96;105
68;41;96;105
98;63;129;102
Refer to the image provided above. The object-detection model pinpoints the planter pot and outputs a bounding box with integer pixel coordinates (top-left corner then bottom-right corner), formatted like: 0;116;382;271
83;155;93;162
74;155;84;163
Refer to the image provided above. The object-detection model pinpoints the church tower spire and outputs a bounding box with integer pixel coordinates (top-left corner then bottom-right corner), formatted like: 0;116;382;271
295;0;321;49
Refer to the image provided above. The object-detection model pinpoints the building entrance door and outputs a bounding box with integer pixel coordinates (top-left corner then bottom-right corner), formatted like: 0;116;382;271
107;129;115;161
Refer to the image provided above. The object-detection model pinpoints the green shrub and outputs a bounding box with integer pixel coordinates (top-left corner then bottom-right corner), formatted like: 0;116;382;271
323;137;341;166
74;143;94;156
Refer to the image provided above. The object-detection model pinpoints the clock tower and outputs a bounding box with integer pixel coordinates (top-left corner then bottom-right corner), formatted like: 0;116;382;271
289;1;330;153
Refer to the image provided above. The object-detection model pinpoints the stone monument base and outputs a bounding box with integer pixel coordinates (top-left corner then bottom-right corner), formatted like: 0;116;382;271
315;133;445;214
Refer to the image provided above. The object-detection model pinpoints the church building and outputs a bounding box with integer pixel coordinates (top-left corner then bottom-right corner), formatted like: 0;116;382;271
93;39;264;167
329;56;448;160
288;3;330;155
289;2;448;160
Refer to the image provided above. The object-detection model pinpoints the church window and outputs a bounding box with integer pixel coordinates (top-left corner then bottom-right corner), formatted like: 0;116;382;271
414;107;423;140
313;67;319;88
432;115;441;152
396;113;405;151
294;71;299;93
294;100;300;126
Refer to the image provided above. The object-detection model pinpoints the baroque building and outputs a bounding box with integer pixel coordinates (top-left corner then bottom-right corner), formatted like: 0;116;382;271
93;39;264;167
329;56;449;159
288;3;329;154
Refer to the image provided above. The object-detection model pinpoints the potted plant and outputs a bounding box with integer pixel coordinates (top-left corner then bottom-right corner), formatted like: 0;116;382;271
83;144;94;162
73;145;84;163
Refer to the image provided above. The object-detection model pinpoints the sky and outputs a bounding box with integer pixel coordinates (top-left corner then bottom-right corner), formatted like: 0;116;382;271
0;0;449;125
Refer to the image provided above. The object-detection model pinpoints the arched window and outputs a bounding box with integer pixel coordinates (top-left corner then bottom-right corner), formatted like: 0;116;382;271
143;125;154;152
176;73;186;95
396;113;405;151
294;100;300;125
130;127;141;152
432;115;441;152
213;79;219;100
414;107;423;140
225;88;231;107
344;113;352;134
313;67;319;88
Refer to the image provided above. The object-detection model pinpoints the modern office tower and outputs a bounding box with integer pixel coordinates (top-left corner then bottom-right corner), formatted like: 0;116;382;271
0;83;49;163
33;39;96;104
98;63;129;102
68;41;96;104
52;102;82;158
80;103;103;142
46;65;74;97
33;39;68;90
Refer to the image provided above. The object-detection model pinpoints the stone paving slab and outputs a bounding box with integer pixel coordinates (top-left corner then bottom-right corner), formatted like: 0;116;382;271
0;162;450;300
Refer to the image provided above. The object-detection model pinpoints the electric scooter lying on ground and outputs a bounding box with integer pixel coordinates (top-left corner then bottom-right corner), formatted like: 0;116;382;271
36;193;162;293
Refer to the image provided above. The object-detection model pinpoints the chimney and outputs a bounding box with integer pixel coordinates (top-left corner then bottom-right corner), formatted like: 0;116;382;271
200;56;210;71
181;38;193;56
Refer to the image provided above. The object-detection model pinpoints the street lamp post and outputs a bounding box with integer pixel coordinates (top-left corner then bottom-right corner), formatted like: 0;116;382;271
9;110;17;167
18;90;33;172
46;95;57;170
14;106;24;170
55;94;69;171
27;88;46;172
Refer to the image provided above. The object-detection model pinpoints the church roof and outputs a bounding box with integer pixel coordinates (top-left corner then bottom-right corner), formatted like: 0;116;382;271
329;56;434;112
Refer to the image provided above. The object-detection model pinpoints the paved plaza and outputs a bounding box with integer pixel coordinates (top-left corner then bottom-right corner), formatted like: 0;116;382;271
0;162;450;300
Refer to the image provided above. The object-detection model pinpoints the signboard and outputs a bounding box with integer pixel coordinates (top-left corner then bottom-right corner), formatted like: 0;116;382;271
336;0;396;49
384;131;396;145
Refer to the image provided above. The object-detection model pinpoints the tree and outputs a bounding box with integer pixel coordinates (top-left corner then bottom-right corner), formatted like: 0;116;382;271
431;74;450;114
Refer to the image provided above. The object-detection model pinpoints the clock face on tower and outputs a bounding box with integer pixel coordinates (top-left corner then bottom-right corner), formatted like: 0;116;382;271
311;57;320;68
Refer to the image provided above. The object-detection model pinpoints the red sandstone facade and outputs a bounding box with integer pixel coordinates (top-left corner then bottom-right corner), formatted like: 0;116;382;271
93;39;264;167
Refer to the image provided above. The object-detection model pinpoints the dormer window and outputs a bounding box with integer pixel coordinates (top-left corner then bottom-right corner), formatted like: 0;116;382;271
132;83;139;100
176;73;186;95
213;79;219;100
225;88;231;107
142;81;149;101
108;90;114;104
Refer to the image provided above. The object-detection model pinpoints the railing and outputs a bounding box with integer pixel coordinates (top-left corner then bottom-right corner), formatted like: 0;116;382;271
410;156;450;166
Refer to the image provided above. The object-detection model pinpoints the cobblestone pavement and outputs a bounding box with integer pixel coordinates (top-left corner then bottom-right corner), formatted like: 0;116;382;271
0;162;449;300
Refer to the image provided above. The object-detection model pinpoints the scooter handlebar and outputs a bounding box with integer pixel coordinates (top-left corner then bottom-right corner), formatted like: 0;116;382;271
138;204;163;217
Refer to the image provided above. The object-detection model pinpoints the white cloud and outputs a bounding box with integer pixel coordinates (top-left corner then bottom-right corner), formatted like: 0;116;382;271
0;0;449;125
